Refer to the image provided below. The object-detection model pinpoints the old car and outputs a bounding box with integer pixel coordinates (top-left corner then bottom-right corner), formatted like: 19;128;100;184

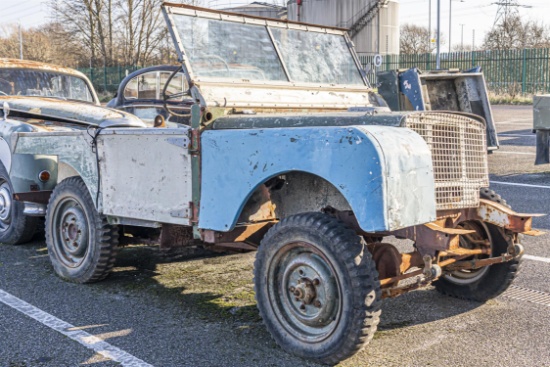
0;58;145;245
0;4;542;365
106;65;193;126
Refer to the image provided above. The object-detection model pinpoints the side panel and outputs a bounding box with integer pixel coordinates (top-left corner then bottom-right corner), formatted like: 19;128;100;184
13;132;99;202
199;125;436;233
97;128;192;225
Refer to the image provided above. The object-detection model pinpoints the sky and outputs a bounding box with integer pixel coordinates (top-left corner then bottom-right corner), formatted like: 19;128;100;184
2;0;550;50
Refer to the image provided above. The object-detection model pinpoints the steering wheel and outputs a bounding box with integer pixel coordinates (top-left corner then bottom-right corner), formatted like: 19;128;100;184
162;66;191;118
192;54;230;72
0;78;12;95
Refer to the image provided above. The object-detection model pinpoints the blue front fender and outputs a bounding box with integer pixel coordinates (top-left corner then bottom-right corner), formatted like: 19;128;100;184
199;125;436;233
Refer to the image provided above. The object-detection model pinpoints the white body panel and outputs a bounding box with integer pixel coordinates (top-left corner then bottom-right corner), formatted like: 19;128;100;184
97;128;192;225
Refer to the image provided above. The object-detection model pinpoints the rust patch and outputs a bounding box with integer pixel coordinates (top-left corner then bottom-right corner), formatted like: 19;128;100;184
201;221;275;247
0;58;86;79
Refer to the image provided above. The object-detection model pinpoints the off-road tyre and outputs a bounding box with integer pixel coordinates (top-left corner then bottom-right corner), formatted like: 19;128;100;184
480;188;509;208
254;212;381;365
45;177;119;283
0;162;38;245
435;190;520;302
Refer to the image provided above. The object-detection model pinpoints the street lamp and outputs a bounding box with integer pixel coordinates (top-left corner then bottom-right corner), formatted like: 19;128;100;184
449;0;465;53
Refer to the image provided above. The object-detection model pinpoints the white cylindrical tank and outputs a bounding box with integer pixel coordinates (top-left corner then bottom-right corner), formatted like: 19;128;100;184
287;0;399;55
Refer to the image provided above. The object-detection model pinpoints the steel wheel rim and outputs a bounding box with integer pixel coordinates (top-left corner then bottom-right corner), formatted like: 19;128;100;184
444;221;491;285
0;181;13;232
52;197;90;268
267;242;342;343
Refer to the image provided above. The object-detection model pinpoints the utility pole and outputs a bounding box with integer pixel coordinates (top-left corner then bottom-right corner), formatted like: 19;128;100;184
436;0;441;69
428;0;431;51
449;0;452;53
460;24;464;51
449;0;465;53
472;29;475;51
19;21;23;60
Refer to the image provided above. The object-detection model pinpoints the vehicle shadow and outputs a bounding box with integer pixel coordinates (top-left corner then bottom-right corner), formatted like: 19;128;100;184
101;244;262;322
102;244;486;332
378;289;481;331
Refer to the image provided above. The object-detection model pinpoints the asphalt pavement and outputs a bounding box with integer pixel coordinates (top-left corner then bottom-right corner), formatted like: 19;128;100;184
1;104;549;367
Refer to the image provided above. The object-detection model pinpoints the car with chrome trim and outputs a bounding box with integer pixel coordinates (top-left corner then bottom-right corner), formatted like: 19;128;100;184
0;58;144;245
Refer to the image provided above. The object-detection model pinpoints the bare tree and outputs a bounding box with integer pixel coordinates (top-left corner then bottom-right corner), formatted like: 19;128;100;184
400;24;444;54
0;24;81;66
48;0;192;67
483;15;550;50
116;0;169;66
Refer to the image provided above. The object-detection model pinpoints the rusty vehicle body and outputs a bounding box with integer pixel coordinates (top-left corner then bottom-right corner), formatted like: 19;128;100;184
0;5;542;365
0;58;145;244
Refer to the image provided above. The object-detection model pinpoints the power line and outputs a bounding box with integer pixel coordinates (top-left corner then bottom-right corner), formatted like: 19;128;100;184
2;9;44;24
2;2;33;12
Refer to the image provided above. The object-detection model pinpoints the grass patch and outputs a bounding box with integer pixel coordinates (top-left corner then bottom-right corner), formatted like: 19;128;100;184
489;92;533;105
108;245;261;322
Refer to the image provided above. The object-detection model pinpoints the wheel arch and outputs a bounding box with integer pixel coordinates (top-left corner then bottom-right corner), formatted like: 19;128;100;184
235;170;353;226
12;133;100;208
199;125;437;233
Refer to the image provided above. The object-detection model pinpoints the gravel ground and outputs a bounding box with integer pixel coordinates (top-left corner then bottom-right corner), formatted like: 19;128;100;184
1;105;549;367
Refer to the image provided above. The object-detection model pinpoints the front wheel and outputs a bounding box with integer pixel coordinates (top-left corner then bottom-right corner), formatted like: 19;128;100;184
0;163;38;245
434;220;520;302
45;177;119;283
254;213;381;365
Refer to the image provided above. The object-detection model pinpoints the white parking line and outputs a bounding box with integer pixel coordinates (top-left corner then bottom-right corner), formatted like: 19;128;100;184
498;133;535;137
523;254;550;264
492;151;536;156
0;289;153;367
495;119;533;124
490;181;550;189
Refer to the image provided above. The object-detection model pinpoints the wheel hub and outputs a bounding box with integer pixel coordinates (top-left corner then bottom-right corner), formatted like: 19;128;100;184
0;183;12;226
283;253;338;328
59;206;88;259
291;277;318;305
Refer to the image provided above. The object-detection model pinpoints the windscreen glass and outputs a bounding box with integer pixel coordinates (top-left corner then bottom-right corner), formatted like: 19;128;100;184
0;69;95;103
270;28;365;85
170;12;366;85
173;15;287;81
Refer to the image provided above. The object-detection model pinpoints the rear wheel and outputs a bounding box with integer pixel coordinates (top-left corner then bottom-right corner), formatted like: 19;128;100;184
0;163;38;245
46;177;119;283
254;213;381;365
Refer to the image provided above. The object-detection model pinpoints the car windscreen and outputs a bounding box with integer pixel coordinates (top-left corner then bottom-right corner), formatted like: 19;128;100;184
170;12;366;86
173;16;287;81
0;69;95;103
270;28;365;85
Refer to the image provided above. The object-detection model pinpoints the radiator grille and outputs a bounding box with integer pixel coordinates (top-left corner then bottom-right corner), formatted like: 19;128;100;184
405;112;489;210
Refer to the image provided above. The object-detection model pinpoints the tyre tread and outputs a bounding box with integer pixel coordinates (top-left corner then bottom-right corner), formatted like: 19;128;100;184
254;212;381;365
46;177;118;283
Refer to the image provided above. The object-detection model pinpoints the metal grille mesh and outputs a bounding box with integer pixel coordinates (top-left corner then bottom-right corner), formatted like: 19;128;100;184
405;112;489;210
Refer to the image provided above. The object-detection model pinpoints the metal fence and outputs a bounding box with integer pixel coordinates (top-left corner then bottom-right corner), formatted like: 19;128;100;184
80;48;550;96
77;65;145;94
360;48;550;95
